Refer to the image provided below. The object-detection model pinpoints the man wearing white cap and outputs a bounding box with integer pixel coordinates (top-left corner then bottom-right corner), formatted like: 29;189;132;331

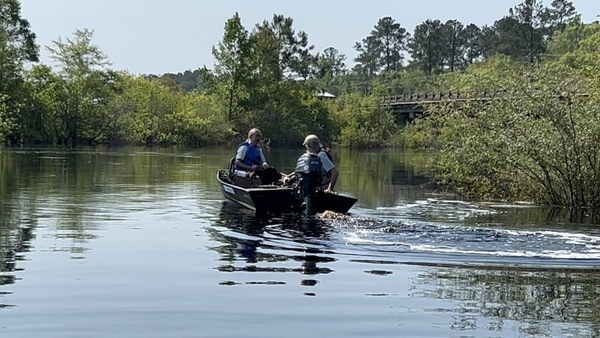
301;134;339;194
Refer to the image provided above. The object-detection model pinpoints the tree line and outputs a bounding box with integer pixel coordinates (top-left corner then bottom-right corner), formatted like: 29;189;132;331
0;0;593;148
161;0;579;92
3;0;600;208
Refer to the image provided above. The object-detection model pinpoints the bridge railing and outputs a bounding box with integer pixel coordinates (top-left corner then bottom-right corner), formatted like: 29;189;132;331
382;90;506;104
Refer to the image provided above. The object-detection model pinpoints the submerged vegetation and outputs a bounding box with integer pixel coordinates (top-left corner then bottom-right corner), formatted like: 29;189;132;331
2;0;600;207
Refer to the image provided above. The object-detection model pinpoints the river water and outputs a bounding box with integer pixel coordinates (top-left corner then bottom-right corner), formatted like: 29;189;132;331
1;146;599;338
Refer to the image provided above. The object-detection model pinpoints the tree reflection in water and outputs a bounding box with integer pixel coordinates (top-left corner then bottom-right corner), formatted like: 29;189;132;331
411;264;600;335
0;204;36;307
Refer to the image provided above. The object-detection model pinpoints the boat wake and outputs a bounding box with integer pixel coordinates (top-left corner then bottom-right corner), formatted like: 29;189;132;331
213;199;600;269
319;199;600;265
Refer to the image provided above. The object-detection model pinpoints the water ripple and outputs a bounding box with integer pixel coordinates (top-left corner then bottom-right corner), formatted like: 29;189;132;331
326;199;600;265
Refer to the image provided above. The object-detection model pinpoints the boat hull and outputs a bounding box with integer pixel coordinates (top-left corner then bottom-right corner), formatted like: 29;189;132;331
217;169;357;215
312;191;358;214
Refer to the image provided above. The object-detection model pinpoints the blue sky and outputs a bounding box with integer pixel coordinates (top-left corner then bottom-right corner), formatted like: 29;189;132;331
20;0;599;75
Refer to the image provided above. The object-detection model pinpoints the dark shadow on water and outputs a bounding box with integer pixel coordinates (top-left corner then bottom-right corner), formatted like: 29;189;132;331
214;201;334;241
208;202;335;291
560;207;600;225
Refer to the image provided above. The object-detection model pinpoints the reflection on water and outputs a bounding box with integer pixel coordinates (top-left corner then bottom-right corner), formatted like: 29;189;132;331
411;265;600;337
1;147;600;337
0;225;32;305
208;199;600;336
208;203;335;295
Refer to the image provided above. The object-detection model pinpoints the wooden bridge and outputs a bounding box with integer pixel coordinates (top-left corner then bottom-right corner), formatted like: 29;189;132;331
382;90;503;124
383;90;588;124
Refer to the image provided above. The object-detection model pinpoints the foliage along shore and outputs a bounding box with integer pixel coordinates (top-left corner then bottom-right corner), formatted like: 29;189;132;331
3;0;600;208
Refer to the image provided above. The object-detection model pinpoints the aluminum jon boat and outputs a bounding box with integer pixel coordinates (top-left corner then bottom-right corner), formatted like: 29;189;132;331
216;169;357;216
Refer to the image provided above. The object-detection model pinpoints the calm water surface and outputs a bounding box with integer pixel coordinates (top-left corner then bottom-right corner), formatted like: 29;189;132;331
1;146;600;338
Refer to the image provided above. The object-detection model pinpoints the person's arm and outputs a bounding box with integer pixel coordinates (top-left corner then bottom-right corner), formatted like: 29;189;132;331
259;148;268;168
325;168;339;193
319;152;337;192
236;161;258;171
282;173;297;185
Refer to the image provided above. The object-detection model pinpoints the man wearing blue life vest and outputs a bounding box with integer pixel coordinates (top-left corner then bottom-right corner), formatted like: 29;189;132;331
235;128;269;172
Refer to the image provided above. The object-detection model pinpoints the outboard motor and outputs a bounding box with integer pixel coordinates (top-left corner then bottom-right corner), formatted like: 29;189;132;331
293;153;322;216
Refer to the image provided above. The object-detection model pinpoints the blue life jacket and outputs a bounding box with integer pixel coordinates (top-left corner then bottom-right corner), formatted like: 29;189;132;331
236;142;262;169
294;150;334;190
294;152;322;176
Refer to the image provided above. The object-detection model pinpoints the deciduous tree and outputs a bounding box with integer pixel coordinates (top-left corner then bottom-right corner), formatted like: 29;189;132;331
0;0;38;143
46;28;116;145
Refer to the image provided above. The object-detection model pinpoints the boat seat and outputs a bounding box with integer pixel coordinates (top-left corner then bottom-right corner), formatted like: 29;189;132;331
228;157;236;180
233;174;262;188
